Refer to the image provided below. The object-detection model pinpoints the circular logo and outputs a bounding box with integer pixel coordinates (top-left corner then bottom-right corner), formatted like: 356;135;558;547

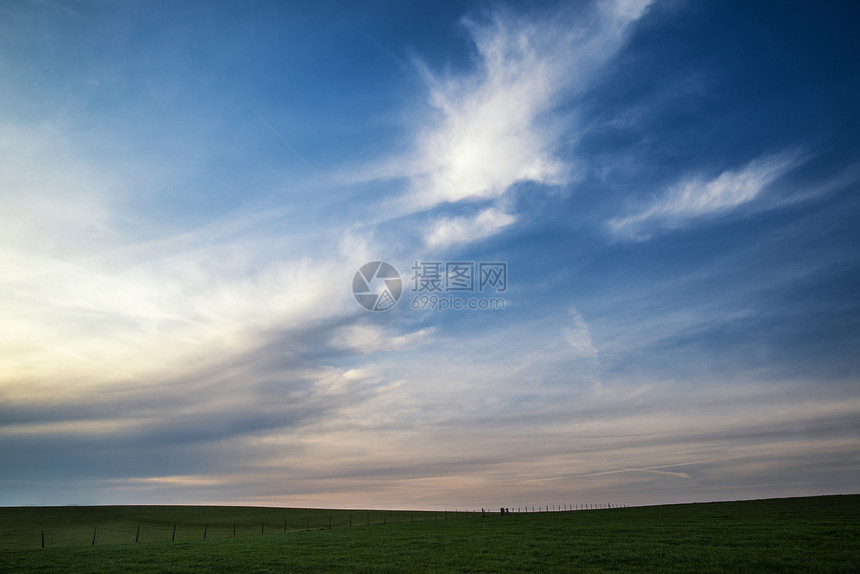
352;261;402;311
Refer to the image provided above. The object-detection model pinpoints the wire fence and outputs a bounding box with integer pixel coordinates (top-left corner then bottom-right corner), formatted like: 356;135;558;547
1;504;624;550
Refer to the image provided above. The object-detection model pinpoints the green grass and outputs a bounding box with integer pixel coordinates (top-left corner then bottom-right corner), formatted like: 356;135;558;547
0;505;445;549
0;495;857;573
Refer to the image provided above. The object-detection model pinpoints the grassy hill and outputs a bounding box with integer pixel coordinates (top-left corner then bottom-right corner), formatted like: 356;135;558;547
0;505;447;549
0;495;857;573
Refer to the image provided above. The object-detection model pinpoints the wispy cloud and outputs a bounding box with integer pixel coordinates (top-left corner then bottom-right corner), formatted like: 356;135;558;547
331;324;437;352
424;207;516;249
607;152;800;240
565;308;599;359
349;0;654;250
0;123;377;405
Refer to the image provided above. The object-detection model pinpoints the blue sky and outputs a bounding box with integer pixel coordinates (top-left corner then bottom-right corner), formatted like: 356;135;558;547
1;0;858;509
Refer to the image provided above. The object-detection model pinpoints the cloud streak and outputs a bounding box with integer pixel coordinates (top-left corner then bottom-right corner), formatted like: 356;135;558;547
424;207;516;249
607;152;800;240
360;0;654;250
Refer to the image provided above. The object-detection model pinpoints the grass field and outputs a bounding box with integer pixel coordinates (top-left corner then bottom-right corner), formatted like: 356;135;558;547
0;505;448;549
0;495;857;573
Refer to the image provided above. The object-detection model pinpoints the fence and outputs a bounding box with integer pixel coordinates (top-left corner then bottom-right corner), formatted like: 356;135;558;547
0;504;625;550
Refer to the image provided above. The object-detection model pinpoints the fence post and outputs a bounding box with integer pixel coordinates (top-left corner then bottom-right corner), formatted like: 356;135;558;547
204;524;207;539
135;525;140;543
445;510;447;520
41;530;44;549
261;521;264;535
233;523;236;537
172;524;176;541
350;515;352;527
92;527;96;546
328;516;331;529
284;518;287;533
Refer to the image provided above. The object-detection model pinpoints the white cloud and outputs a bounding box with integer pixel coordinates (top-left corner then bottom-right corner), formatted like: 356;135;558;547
606;0;651;21
323;0;650;259
0;124;376;402
424;207;516;249
327;1;652;254
331;324;437;352
402;2;651;212
565;308;599;359
608;152;800;240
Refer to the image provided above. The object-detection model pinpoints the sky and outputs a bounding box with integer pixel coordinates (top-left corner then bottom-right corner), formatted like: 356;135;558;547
1;0;859;510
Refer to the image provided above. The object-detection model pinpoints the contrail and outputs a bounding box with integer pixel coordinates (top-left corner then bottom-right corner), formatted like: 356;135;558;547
46;346;146;385
525;455;755;483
